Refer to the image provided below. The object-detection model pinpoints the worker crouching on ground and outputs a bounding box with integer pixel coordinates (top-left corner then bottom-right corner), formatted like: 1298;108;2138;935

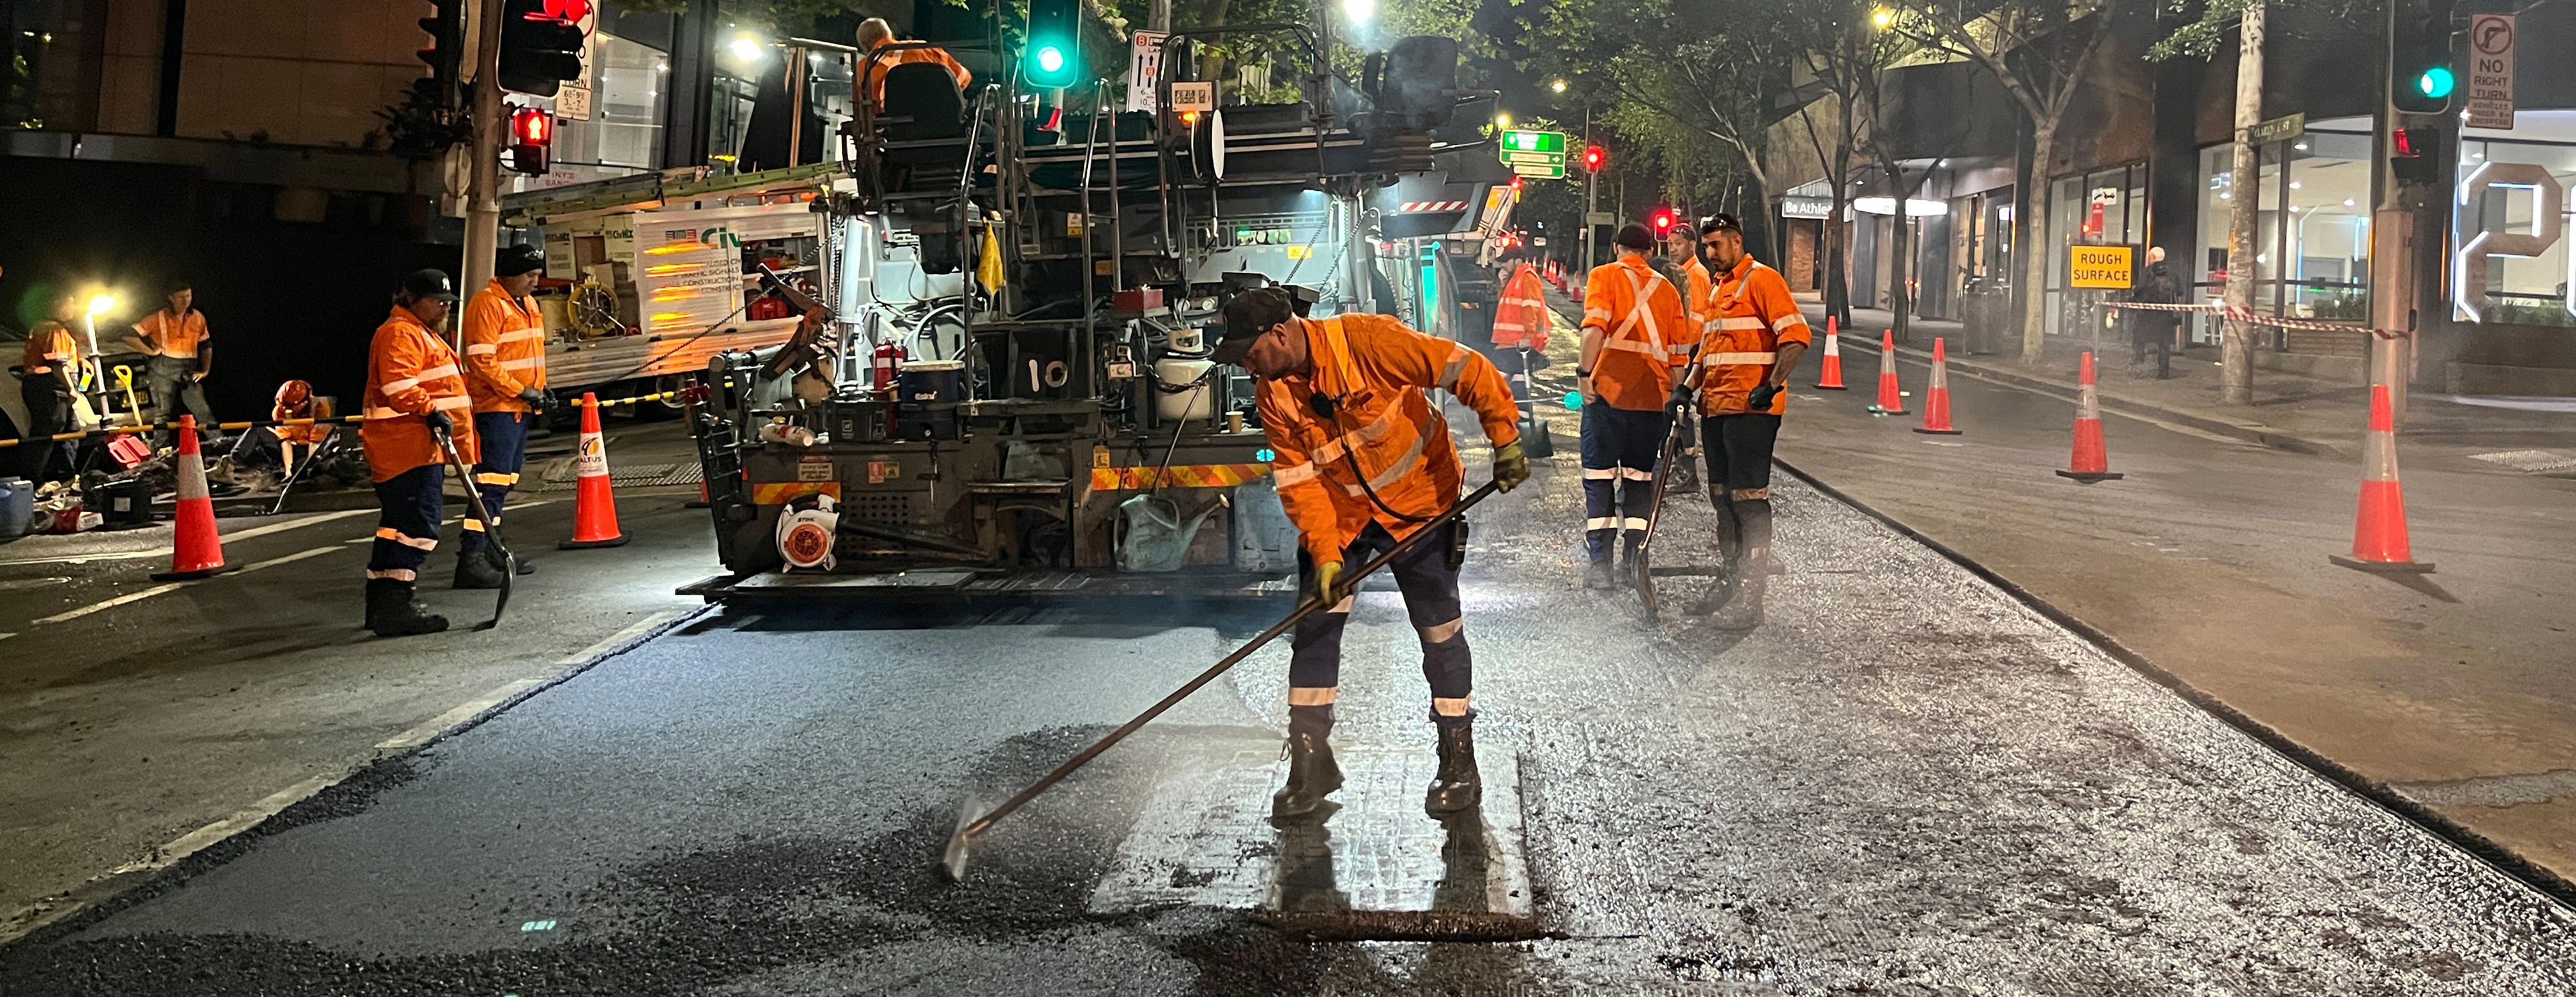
224;379;333;475
360;270;478;637
1577;224;1696;589
456;244;555;589
1685;214;1809;628
1209;287;1531;821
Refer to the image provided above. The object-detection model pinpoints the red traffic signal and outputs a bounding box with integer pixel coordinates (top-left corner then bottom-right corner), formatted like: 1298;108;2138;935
1652;208;1676;234
507;106;554;175
2390;127;2442;186
1581;144;1605;173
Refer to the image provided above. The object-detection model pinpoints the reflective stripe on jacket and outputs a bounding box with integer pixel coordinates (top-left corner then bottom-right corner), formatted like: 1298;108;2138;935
463;281;549;413
362;306;479;481
1254;314;1522;566
1579;256;1696;411
1696;256;1812;416
1490;264;1552;353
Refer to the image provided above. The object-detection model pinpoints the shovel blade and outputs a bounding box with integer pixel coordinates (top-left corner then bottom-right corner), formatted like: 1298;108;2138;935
938;797;992;883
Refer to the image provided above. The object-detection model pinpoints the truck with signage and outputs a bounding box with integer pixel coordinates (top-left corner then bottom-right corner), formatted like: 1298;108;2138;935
531;199;822;408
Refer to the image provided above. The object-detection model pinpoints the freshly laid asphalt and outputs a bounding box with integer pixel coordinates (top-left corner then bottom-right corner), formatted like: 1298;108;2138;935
4;412;2573;993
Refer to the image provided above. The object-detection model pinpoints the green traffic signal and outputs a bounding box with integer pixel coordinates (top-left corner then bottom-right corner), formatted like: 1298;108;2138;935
2417;65;2455;100
1037;45;1065;73
1023;0;1082;88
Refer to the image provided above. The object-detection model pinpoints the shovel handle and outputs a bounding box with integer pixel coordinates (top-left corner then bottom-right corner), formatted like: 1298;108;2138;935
957;479;1505;844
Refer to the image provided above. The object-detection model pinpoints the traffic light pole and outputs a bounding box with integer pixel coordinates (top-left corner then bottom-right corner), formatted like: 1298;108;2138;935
461;0;508;321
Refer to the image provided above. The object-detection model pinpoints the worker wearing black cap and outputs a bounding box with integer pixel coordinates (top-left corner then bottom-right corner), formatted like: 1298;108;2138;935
1575;222;1695;589
455;243;555;589
360;269;477;637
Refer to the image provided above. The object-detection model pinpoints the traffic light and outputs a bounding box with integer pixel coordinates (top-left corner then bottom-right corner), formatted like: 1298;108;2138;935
1023;0;1084;89
498;0;586;97
507;105;555;174
2391;0;2456;114
1581;144;1605;173
415;0;463;109
1652;207;1676;235
2390;127;2442;185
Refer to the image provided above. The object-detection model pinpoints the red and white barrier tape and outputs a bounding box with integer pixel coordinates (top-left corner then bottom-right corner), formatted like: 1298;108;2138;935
2099;300;2407;341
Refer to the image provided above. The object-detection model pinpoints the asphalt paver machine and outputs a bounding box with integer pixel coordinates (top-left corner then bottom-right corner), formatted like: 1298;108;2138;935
677;25;1504;605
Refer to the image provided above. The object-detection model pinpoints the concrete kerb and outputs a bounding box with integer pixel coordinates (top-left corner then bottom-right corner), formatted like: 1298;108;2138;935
0;604;716;948
1772;455;2576;914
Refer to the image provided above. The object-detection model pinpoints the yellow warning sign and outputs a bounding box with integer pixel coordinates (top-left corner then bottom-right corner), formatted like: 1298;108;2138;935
2067;245;2135;289
1089;464;1271;490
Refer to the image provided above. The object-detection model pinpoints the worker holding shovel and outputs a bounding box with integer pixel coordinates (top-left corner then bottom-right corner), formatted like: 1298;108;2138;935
1209;287;1531;821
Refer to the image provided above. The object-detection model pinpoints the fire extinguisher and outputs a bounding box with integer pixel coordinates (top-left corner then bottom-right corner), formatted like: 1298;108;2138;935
873;340;908;437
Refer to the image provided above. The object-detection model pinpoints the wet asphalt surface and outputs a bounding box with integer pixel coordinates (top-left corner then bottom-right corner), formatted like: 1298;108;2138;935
4;416;2574;996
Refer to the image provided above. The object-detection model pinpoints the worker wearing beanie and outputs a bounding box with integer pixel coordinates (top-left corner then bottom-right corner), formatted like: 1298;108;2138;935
1575;222;1696;589
456;243;555;589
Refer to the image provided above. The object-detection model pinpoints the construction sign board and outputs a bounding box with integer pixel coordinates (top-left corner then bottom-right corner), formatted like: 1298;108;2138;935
2468;14;2516;130
2067;245;2135;290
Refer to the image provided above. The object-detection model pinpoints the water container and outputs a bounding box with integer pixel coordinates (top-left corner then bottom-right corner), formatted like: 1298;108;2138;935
0;477;31;539
1230;476;1300;573
1117;494;1213;573
896;359;965;440
1154;357;1217;422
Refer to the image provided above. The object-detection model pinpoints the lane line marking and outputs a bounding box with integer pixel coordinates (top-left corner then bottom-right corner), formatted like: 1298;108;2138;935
557;607;693;664
107;771;346;876
220;509;376;545
32;545;341;624
0;550;160;568
0;509;372;569
374;678;548;750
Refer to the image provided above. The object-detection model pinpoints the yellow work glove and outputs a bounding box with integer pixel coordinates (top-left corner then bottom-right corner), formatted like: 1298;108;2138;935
1493;440;1531;493
1307;560;1347;606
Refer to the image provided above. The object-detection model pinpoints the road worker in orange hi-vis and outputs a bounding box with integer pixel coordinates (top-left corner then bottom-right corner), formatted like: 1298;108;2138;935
360;269;479;638
456;243;556;590
1489;259;1553;410
1206;286;1530;823
1577;223;1697;590
1683;213;1810;628
1654;221;1713;493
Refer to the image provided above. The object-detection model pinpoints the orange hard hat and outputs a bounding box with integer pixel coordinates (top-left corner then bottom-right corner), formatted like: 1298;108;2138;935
275;379;313;408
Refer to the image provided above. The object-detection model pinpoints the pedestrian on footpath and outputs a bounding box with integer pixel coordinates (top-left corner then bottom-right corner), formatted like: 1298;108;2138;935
14;294;87;483
1209;286;1530;822
2129;247;2182;380
1686;213;1809;628
1577;223;1696;589
359;270;479;638
123;282;217;448
455;244;555;589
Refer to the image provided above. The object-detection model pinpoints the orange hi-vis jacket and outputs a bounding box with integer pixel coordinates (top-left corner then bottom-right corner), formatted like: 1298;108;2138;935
1696;255;1812;416
361;306;478;482
1679;256;1714;333
1580;256;1696;411
20;321;79;378
1255;314;1522;566
864;45;973;107
1490;263;1552;353
463;280;550;414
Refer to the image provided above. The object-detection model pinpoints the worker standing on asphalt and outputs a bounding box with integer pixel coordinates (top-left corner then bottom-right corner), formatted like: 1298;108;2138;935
1577;223;1695;589
1685;213;1809;627
1209;287;1529;821
123;282;216;448
15;295;86;482
360;270;478;638
456;245;554;589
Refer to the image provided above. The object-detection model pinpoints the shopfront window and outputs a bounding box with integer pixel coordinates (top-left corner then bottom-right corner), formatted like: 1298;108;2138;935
2044;164;2146;338
505;31;669;192
2283;131;2372;321
2457;138;2576;326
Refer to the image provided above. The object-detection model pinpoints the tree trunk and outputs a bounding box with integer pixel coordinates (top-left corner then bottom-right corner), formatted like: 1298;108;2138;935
2020;126;2056;364
2220;3;2265;405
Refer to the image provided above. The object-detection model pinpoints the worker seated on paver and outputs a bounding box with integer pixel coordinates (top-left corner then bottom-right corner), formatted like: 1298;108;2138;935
1575;224;1697;591
1208;287;1531;822
1682;213;1809;628
855;17;972;112
359;270;478;638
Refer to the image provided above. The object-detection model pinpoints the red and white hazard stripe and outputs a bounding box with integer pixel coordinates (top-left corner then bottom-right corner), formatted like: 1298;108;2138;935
2101;300;2409;340
1398;201;1471;212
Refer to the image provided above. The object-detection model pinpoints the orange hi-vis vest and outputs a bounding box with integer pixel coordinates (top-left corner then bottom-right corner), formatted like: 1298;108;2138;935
1255;314;1523;566
1580;256;1696;411
362;306;479;481
463;280;550;414
1490;264;1552;353
1697;255;1813;416
1679;256;1714;334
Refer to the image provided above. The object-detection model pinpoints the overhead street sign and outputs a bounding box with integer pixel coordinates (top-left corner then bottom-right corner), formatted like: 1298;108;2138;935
1499;130;1567;180
2248;112;2303;147
2467;13;2516;130
1512;162;1566;180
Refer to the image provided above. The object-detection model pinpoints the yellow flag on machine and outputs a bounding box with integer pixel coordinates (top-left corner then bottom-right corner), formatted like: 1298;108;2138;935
978;222;1008;294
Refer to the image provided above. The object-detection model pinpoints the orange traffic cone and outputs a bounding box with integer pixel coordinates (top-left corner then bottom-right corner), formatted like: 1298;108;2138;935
1814;316;1846;390
1913;337;1961;435
151;415;237;580
2329;384;2431;575
1867;330;1907;415
2056;352;2124;483
558;392;629;549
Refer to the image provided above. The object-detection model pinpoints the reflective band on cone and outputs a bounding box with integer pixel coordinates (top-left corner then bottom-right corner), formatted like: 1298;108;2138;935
1814;316;1846;390
558;391;630;550
1868;330;1907;415
151;415;239;581
1913;337;1962;435
2329;383;2432;575
2057;352;2124;483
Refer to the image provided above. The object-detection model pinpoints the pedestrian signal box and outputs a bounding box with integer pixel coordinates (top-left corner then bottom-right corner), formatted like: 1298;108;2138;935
507;106;555;174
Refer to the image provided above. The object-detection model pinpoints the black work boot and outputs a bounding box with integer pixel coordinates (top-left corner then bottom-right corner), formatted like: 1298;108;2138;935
1708;499;1773;630
453;546;507;589
365;578;450;637
1619;534;1644;588
1425;712;1482;815
1272;706;1343;821
1687;498;1744;616
487;544;534;576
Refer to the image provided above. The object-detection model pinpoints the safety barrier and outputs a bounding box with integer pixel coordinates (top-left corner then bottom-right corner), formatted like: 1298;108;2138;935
0;390;682;448
2100;300;2409;341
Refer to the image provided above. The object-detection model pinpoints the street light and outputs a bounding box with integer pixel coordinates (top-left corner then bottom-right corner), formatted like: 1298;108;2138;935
1870;6;1894;29
1551;79;1567;94
86;294;116;318
727;31;766;65
1494;112;1512;130
1342;0;1376;27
